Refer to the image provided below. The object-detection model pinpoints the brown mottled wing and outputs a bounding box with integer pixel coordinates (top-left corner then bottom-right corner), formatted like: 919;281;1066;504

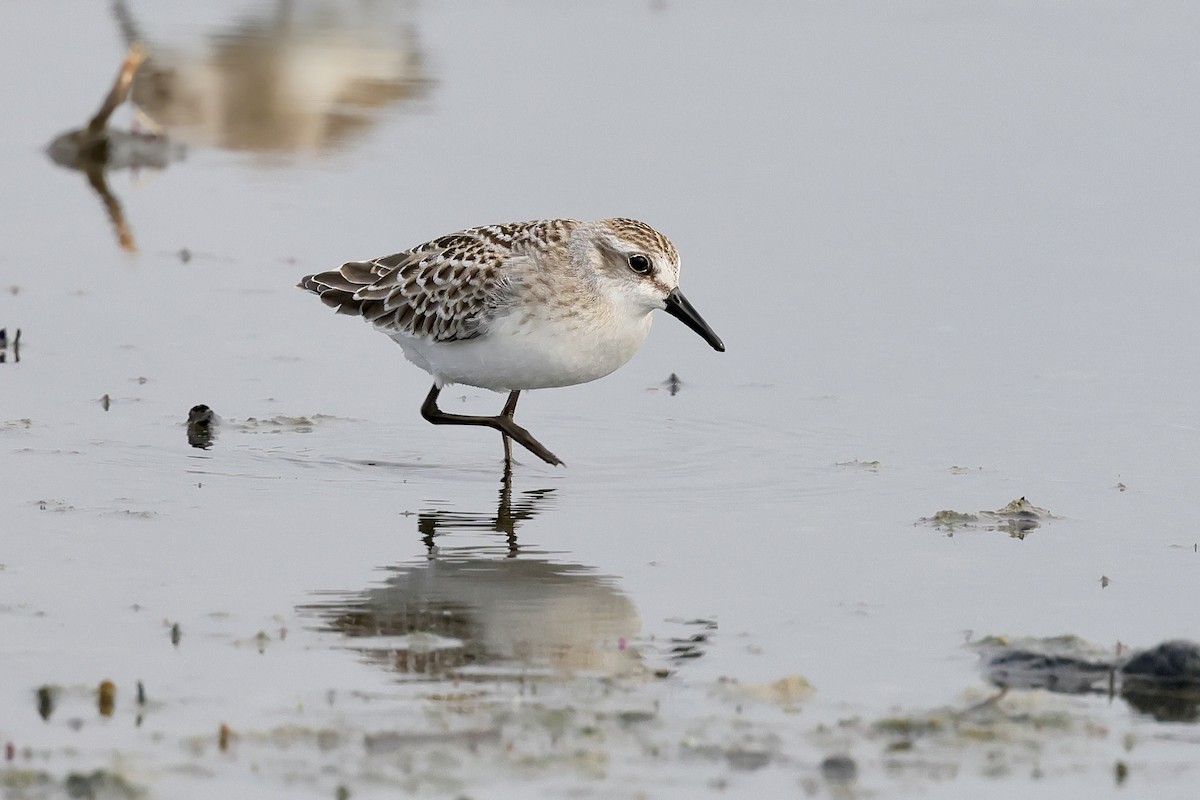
297;232;511;342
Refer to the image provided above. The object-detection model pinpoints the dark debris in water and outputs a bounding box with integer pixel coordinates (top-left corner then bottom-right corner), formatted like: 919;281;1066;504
186;404;219;449
820;754;858;784
973;635;1200;722
0;328;20;364
97;680;116;718
1122;640;1200;683
658;617;717;663
1121;641;1200;722
918;497;1054;538
36;686;56;721
669;632;711;661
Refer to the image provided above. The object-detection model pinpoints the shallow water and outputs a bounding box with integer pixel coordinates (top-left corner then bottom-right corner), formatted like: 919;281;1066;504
4;1;1200;797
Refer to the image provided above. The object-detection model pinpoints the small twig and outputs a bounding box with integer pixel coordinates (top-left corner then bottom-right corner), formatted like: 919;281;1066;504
86;42;147;136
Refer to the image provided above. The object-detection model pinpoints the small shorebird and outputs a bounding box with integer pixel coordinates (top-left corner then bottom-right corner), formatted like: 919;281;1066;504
298;218;724;466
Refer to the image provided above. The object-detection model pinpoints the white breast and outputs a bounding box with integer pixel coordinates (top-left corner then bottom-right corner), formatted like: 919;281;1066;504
391;308;654;392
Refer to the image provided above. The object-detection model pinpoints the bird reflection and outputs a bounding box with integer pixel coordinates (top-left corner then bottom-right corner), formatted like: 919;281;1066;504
113;0;428;156
418;466;550;557
301;472;644;678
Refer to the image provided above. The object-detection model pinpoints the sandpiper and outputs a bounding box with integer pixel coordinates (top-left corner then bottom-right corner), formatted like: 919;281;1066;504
298;218;724;465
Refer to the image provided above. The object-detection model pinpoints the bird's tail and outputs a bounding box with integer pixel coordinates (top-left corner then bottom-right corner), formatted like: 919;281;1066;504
297;260;391;318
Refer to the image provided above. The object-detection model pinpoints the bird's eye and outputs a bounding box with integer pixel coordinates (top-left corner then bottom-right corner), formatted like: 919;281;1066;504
628;254;652;275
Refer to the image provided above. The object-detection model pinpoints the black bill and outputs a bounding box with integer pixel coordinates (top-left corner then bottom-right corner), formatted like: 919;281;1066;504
663;288;725;352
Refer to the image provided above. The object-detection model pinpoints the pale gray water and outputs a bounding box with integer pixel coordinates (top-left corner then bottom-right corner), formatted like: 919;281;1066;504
3;1;1200;797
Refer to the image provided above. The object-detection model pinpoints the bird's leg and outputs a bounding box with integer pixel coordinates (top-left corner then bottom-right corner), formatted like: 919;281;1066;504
500;390;520;466
420;385;563;467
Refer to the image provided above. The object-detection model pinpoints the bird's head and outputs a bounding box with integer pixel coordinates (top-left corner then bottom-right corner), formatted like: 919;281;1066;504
577;218;725;352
